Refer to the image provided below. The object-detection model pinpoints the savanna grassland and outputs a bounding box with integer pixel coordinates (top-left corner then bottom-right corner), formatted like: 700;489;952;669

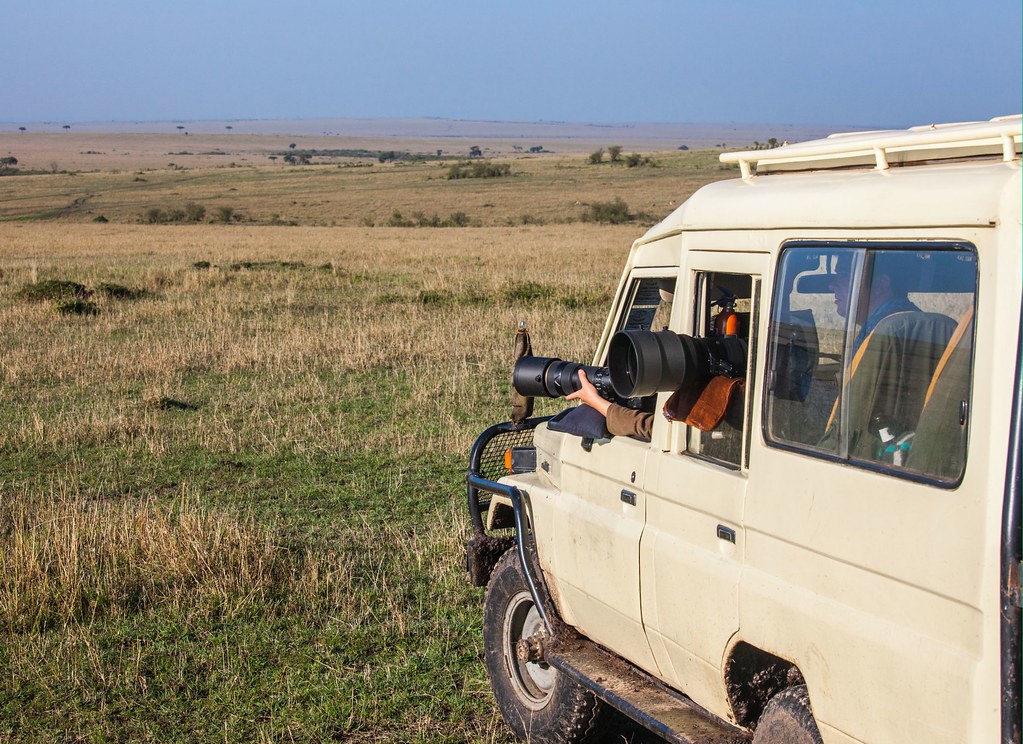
0;134;733;742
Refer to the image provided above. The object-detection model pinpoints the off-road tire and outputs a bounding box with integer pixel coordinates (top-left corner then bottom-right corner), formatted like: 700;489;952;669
483;550;606;743
752;685;823;744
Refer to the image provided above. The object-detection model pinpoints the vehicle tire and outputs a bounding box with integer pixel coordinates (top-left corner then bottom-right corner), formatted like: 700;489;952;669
483;549;606;743
752;685;823;744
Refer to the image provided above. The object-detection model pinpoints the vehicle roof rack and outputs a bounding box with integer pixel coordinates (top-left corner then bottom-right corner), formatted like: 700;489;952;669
721;115;1023;180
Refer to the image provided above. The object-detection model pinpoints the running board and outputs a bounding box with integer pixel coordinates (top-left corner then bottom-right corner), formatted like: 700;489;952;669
546;638;751;744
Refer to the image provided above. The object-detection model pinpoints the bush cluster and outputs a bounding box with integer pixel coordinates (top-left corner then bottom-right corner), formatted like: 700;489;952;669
142;203;208;224
16;279;148;316
386;210;472;228
446;161;511;180
583;197;633;224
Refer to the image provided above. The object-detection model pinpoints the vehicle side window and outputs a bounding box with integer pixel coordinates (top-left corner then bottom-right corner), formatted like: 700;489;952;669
686;272;757;468
764;243;977;484
616;276;674;334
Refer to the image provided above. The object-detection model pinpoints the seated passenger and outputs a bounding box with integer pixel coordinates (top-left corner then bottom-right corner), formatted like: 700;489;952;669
824;256;956;463
829;258;921;349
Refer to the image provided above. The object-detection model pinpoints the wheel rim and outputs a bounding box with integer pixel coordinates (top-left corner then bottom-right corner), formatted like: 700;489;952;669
502;589;556;710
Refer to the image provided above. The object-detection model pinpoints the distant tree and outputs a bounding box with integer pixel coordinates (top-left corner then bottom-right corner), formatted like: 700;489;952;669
50;161;59;173
767;137;779;148
529;145;544;153
289;143;296;150
62;124;70;131
269;155;278;164
176;125;185;131
437;149;443;158
225;125;233;131
677;144;689;151
753;141;761;150
469;145;483;158
607;145;622;163
0;156;17;166
18;127;25;132
588;148;604;165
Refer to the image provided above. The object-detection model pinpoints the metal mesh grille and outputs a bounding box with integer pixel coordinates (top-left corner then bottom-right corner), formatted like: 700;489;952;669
477;428;537;482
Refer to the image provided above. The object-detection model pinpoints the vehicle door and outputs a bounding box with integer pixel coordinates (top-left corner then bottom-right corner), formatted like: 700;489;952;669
640;249;768;713
748;239;994;743
551;268;675;674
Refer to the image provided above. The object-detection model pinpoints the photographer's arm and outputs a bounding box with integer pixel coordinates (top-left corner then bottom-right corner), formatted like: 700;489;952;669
568;370;652;440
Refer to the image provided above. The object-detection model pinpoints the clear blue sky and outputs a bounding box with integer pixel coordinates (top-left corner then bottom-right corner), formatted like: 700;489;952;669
2;0;1020;127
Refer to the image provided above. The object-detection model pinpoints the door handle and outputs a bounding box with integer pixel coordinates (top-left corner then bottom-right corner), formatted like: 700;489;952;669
716;525;736;543
620;490;637;506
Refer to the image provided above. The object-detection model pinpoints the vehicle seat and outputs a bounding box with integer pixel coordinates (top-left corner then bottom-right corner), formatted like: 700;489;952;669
905;307;974;480
843;311;958;463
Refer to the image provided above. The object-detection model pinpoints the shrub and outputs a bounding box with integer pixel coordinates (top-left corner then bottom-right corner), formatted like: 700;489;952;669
584;197;632;224
92;215;108;223
192;261;211;269
387;211;413;227
56;299;99;316
214;206;235;223
588;148;604;165
16;280;90;303
97;283;147;300
607;145;622;163
185;203;206;222
143;207;165;224
446;161;511;180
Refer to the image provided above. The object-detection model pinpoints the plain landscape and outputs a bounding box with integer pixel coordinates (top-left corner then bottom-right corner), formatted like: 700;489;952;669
0;119;793;741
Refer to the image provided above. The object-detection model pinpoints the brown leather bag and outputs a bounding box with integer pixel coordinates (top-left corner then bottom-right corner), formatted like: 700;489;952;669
663;375;745;432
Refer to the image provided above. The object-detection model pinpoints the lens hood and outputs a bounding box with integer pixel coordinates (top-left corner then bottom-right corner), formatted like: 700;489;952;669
512;356;556;398
608;330;698;398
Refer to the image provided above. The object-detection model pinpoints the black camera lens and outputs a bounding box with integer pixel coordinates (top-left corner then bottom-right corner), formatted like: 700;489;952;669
608;330;747;398
512;356;614;401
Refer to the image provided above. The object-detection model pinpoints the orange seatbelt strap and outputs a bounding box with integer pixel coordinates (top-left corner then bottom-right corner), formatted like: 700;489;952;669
923;305;974;408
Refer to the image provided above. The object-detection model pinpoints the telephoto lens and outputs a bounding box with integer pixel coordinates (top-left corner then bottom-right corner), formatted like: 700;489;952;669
512;356;615;400
608;330;747;398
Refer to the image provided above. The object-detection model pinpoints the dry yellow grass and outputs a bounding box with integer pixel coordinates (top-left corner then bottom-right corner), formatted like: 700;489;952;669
0;223;636;460
0;147;733;740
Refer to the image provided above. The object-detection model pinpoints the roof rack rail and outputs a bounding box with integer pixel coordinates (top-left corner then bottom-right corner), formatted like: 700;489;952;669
721;115;1022;180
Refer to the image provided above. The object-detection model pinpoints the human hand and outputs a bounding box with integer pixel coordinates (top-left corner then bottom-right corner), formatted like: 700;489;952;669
566;370;611;416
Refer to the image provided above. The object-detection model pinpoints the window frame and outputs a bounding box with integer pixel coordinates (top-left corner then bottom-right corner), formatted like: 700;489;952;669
761;239;979;488
682;270;759;472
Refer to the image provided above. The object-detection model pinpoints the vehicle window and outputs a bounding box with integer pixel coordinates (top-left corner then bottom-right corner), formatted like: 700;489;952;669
686;272;756;468
765;243;977;484
616;276;674;334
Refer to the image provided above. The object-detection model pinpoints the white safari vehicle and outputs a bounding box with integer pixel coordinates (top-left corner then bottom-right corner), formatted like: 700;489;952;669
465;116;1022;744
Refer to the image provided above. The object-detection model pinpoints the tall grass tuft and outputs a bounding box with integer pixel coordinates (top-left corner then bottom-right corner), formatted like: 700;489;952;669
0;487;325;632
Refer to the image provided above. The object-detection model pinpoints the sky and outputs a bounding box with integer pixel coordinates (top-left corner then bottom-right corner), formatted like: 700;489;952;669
2;0;1020;128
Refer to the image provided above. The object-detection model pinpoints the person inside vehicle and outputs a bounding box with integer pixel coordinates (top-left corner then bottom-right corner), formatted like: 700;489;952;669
823;253;957;463
828;255;920;348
